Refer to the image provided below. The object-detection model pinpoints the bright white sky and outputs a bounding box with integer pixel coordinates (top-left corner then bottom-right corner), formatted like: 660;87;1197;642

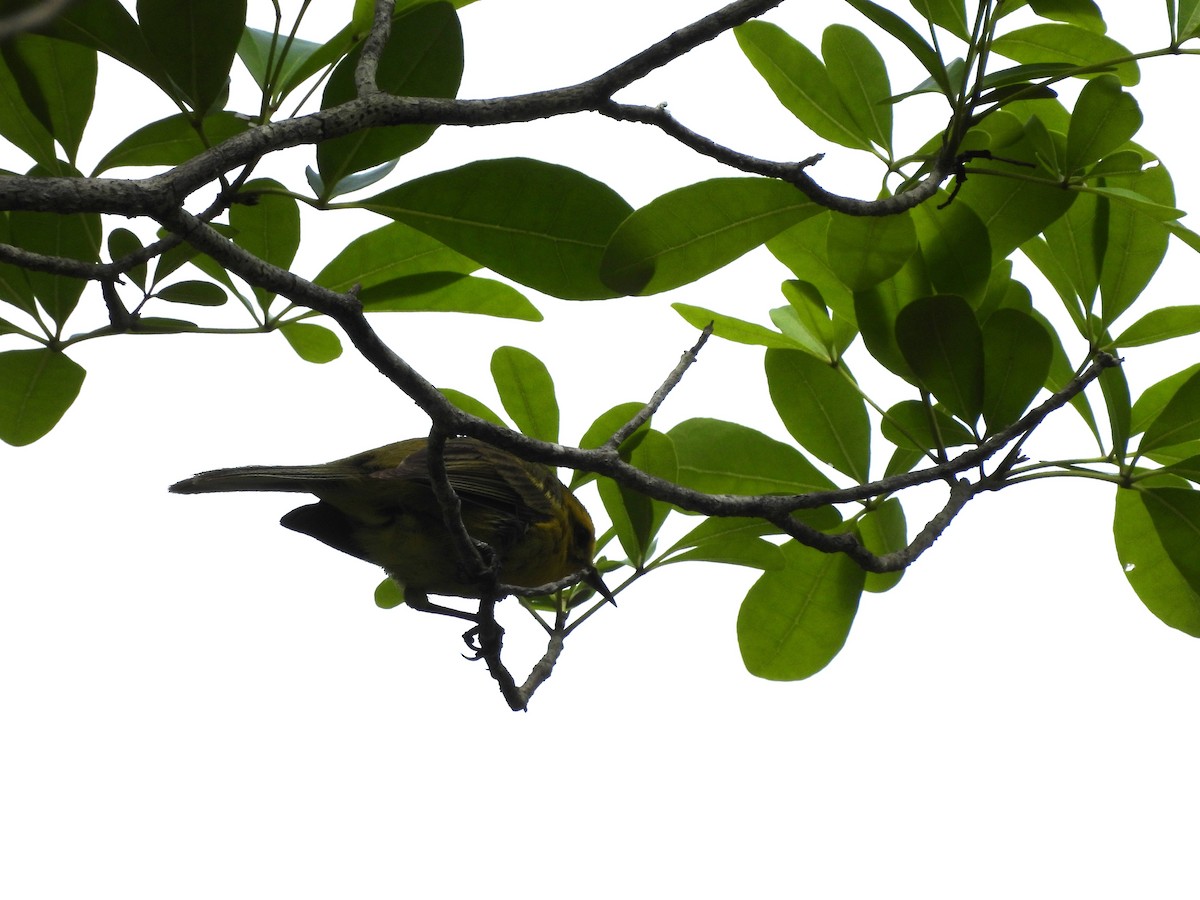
4;2;1200;897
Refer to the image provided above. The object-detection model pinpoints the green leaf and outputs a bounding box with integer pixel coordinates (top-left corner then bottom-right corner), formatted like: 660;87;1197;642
1161;454;1200;485
774;282;848;362
660;516;784;570
491;346;558;443
9;169;101;326
156;280;227;306
737;540;865;681
1021;234;1087;333
229;178;300;305
1141;370;1200;454
0;241;37;316
1131;364;1200;436
128;316;197;334
765;349;870;482
1064;75;1142;174
822;25;892;153
578;402;648;452
0;348;85;445
895;294;984;423
1028;306;1099;439
672;302;801;350
1022;113;1065;175
1110;306;1200;349
1100;361;1132;459
1181;0;1200;41
1028;0;1106;32
150;238;200;289
859;498;907;593
262;18;364;104
599;177;819;295
884;445;924;478
913;200;992;305
319;160;399;198
1138;487;1200;603
358;273;540;320
1099;164;1173;326
909;0;970;39
768;213;856;327
991;24;1139;85
827;209;917;291
92;111;249;174
436;388;507;429
885;57;966;105
0;47;55;166
735;21;871;150
1114;487;1200;636
1087;149;1149;179
1086;186;1182;221
981;308;1053;433
1041;188;1101;315
137;0;246;112
314;221;478;293
842;0;952;94
279;321;342;364
853;279;918;383
668;418;837;496
3;34;96;165
571;401;649;490
958;121;1075;260
881;399;975;451
107;227;146;290
317;2;463;196
29;0;170;98
365;158;633;300
597;430;676;568
237;28;323;96
977;263;1035;321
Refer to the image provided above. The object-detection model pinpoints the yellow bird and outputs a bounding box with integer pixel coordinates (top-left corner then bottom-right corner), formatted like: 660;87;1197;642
170;437;612;606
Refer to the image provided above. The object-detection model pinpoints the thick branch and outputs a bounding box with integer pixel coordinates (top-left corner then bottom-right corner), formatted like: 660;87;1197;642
143;202;1123;528
355;0;394;96
0;0;945;220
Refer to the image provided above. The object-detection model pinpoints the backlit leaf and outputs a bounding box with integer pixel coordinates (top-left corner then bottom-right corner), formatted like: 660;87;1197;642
735;21;872;150
737;540;865;680
827;209;917;291
1114;487;1200;636
366;158;632;300
895;294;984;423
0;348;85;445
600;177;819;295
981;308;1053;433
765;349;870;481
491;346;558;444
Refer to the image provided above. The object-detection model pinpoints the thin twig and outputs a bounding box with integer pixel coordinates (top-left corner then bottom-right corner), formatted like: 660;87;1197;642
606;324;712;451
600;101;956;216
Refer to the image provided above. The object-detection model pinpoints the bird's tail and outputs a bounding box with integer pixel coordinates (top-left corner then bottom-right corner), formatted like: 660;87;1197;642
169;464;351;495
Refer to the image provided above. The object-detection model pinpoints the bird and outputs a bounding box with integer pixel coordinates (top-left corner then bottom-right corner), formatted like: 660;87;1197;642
169;437;613;609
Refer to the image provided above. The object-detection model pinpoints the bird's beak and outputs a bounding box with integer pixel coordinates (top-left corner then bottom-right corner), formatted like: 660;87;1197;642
584;566;617;606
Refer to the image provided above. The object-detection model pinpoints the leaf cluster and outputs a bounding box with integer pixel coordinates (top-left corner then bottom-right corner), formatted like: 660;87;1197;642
1;0;1200;702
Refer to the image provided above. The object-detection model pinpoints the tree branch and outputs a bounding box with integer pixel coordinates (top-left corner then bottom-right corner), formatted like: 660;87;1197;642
355;0;394;96
600;101;956;214
145;202;1122;534
0;0;949;220
606;323;712;451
